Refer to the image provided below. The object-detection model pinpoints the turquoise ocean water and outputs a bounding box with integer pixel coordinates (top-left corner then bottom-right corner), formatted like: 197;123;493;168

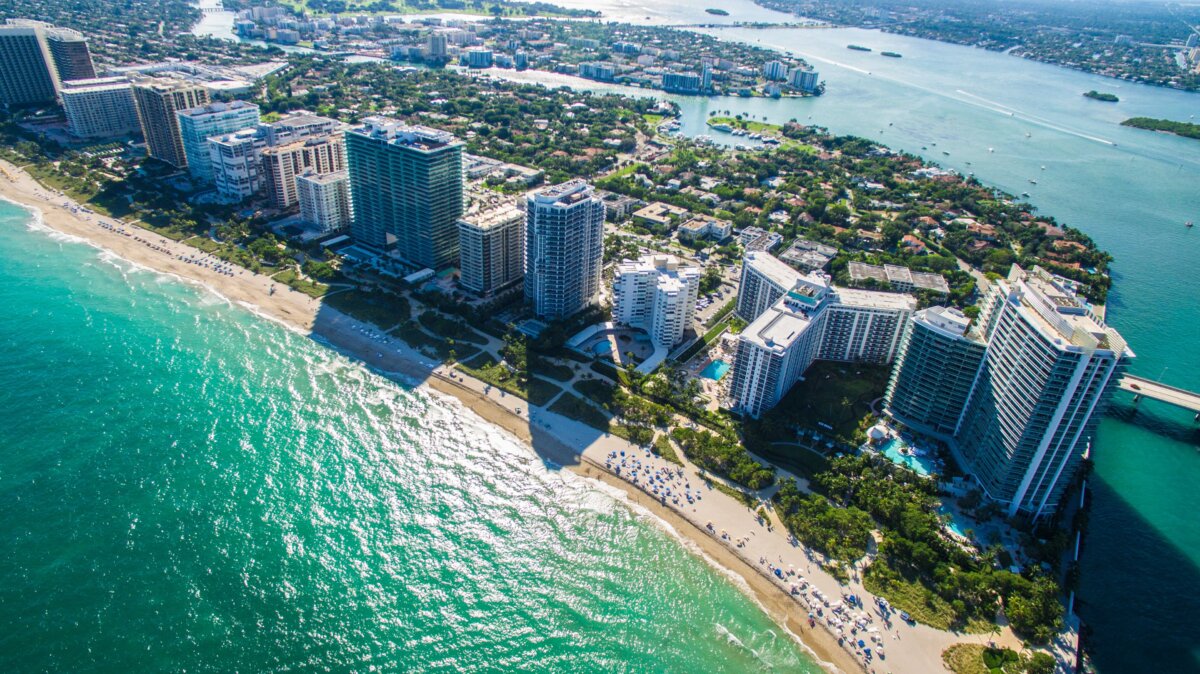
0;200;821;672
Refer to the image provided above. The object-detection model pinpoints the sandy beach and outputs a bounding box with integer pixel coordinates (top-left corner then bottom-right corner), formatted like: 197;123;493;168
0;158;1047;674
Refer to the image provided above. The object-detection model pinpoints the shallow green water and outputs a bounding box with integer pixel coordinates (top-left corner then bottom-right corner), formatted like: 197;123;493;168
0;202;822;672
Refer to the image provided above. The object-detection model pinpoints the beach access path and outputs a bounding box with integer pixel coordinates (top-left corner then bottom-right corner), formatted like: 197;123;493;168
0;158;1064;674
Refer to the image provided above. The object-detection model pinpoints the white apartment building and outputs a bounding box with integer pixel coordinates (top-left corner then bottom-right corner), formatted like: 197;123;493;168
457;203;525;297
207;112;343;203
737;250;805;321
297;170;351;233
60;77;140;139
613;254;702;348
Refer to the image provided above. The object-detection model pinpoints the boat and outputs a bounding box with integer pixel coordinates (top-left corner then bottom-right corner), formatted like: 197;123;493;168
988;147;994;152
847;44;872;52
942;151;950;156
880;51;902;58
1021;191;1031;197
1028;179;1038;184
1188;221;1195;228
1025;132;1032;138
711;123;733;132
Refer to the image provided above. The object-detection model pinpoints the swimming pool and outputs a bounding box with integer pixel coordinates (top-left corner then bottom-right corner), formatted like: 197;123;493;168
592;340;613;356
938;505;970;539
879;438;937;477
699;360;731;381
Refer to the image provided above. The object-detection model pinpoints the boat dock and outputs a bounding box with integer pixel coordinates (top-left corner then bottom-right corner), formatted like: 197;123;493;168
1118;374;1200;414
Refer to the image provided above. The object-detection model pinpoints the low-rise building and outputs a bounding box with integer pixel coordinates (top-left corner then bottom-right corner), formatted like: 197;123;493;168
847;261;950;295
678;215;732;243
632;202;690;231
779;237;837;272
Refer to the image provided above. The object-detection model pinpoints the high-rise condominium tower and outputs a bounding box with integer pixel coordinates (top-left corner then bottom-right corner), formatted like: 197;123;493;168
524;180;605;320
345;117;464;269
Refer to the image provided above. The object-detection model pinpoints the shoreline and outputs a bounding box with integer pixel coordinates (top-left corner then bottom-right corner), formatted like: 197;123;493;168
0;158;1030;674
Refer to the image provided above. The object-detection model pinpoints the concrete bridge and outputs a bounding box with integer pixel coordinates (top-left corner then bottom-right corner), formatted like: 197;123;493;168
1118;374;1200;415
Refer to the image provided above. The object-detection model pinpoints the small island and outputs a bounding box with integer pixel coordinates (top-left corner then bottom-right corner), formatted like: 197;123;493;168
705;7;730;15
880;51;902;58
1121;117;1200;140
847;44;872;52
1084;90;1119;102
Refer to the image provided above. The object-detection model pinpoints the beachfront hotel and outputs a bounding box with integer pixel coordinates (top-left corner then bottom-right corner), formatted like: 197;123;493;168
177;101;261;184
345;117;464;269
59;77;140;139
728;255;916;419
457;202;525;297
612;254;702;349
0;20;95;106
131;78;210;169
524;180;605;320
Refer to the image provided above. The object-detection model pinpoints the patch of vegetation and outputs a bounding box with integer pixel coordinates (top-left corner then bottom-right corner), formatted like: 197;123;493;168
799;454;1064;641
324;288;411;329
548;392;610;431
670;427;775;490
393;321;479;362
1083;90;1118;102
272;268;330;298
653;434;683;465
746;361;889;447
942;644;1056;674
418;310;489;345
610;422;654;446
774;479;873;562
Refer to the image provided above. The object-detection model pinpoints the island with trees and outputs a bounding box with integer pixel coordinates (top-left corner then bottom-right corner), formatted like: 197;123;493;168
1083;90;1119;102
1121;117;1200;141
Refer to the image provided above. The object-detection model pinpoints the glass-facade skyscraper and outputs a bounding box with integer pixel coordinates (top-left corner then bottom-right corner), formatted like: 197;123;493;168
345;117;464;269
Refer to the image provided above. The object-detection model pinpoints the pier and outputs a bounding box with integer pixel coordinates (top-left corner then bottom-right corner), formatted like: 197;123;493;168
1118;374;1200;414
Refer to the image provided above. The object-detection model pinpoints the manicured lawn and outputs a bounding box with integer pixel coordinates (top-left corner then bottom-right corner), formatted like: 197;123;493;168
418;310;489;345
393;322;480;362
272;268;330;298
548;392;611;431
458;354;561;406
324;288;411;329
531;357;575;382
762;361;890;444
